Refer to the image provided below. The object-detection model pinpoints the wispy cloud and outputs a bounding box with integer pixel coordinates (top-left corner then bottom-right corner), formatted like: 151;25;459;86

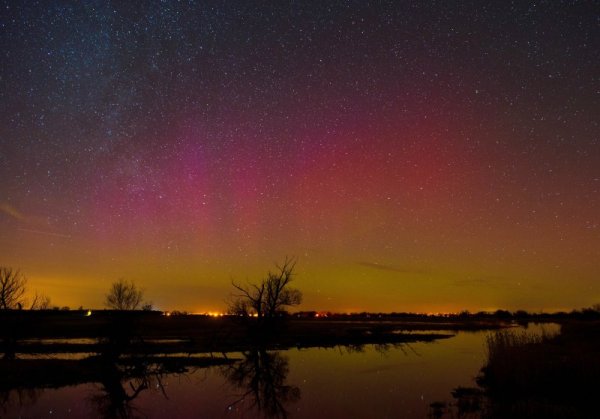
357;261;427;275
452;275;509;288
452;278;493;287
358;261;516;290
1;202;71;239
17;228;71;239
0;202;46;226
0;203;27;221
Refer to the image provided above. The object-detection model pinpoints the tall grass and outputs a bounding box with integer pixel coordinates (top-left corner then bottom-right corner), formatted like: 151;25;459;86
482;330;549;397
480;323;600;418
485;329;543;361
484;328;557;377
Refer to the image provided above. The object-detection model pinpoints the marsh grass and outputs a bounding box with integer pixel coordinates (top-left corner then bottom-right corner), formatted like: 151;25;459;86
482;328;552;392
479;323;600;418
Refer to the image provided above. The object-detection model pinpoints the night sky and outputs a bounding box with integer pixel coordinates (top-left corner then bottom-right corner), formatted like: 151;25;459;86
1;1;598;313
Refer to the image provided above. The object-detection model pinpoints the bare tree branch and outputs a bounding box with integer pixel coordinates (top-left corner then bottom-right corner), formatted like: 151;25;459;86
227;257;302;320
105;279;144;310
0;267;27;310
30;292;51;310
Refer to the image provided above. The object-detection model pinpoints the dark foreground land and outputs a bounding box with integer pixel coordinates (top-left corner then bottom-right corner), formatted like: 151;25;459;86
2;311;600;418
0;310;506;356
478;320;600;419
0;311;500;403
431;320;600;419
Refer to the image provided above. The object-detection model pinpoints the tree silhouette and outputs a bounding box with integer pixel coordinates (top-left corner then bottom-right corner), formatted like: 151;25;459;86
0;267;27;310
222;349;300;418
29;292;51;310
228;257;302;319
105;279;144;310
90;359;164;419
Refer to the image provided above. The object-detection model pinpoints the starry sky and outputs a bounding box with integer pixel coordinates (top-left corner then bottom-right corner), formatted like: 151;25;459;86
1;1;598;313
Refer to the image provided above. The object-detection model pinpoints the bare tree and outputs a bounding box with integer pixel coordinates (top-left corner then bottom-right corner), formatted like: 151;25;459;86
105;279;144;310
0;267;27;310
30;292;52;310
228;257;302;319
263;258;302;318
227;296;253;317
141;302;154;311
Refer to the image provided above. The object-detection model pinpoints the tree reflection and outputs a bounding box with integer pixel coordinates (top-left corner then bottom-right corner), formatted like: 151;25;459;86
0;388;43;416
88;351;174;419
428;387;484;419
222;349;300;418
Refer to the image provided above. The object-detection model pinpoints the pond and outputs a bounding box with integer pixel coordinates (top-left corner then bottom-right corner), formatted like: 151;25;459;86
1;324;558;418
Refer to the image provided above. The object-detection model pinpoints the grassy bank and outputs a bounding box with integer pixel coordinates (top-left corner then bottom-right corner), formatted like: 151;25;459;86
478;321;600;418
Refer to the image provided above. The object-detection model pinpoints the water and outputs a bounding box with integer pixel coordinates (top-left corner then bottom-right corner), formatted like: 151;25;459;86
1;324;558;418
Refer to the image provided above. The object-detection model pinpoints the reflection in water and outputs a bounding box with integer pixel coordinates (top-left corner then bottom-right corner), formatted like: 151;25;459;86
88;357;168;419
0;315;230;419
330;341;415;356
428;387;484;418
91;316;166;418
428;323;565;419
222;349;301;418
451;387;483;417
0;328;530;418
428;387;487;419
0;388;44;417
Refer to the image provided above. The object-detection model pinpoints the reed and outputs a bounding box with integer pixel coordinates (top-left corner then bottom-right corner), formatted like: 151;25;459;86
479;322;600;418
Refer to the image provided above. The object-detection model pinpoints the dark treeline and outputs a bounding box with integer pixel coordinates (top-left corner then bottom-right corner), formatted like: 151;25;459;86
0;308;458;361
3;262;599;323
293;306;600;321
3;306;600;321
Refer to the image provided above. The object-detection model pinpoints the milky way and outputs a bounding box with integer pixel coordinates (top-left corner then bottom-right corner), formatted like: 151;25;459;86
1;1;598;312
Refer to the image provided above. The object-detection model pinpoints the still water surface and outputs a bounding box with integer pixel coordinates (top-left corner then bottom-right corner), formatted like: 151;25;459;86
3;324;557;418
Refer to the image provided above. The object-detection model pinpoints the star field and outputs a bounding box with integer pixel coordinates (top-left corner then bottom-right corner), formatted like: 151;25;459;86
0;1;598;312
